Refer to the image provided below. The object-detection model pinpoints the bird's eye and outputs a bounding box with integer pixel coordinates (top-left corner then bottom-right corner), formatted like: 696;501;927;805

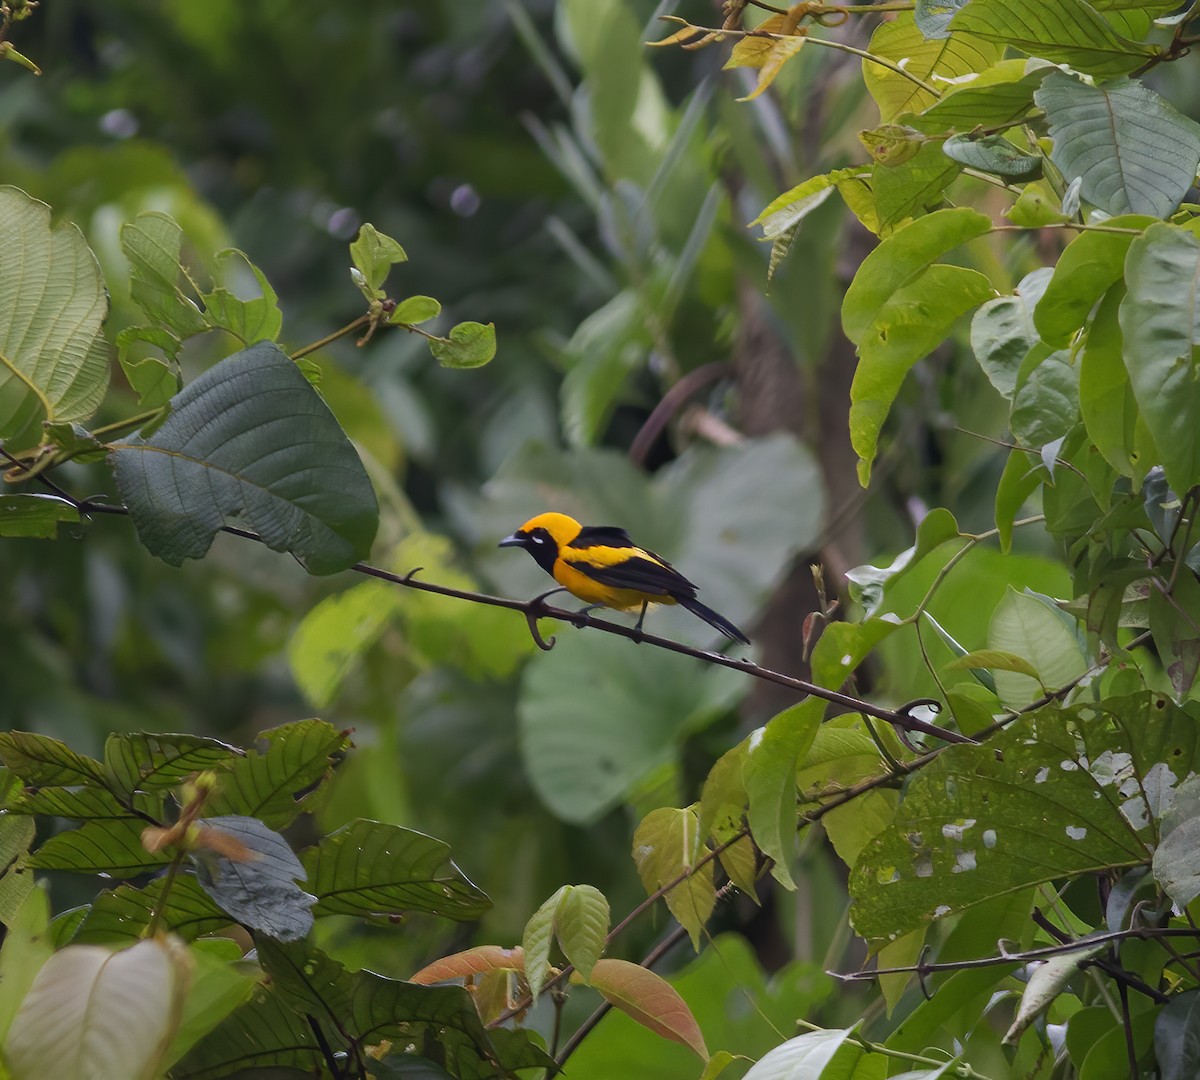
531;534;545;544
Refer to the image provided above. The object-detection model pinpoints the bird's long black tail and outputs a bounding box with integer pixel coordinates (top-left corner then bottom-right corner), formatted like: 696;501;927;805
679;596;750;645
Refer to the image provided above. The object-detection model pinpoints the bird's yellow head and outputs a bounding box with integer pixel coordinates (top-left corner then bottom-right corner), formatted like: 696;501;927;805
498;512;581;573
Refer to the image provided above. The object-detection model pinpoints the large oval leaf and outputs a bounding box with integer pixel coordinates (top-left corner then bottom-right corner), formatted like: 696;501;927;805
110;342;378;574
0;187;109;448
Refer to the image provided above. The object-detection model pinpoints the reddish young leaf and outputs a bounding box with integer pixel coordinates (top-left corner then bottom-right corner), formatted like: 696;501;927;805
408;945;525;985
585;958;709;1060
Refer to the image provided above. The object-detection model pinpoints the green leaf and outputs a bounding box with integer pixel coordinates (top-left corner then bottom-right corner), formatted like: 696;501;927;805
1120;224;1200;495
0;732;104;787
906;62;1047;133
521;885;565;1001
205;718;351;830
1009;350;1079;447
584;958;709;1060
0;187;109;448
390;294;441;325
945;648;1043;680
349;223;407;293
103;733;241;799
5;937;190;1080
988;588;1086;707
948;0;1156;78
1036;73;1200;219
1080;283;1142;478
751;167;870;240
200;249;282;344
519;630;742;824
300;818;490;922
44;420;107;461
73;876;229;944
863;15;999;121
1149;572;1200;698
994;446;1043;551
742;1028;855;1079
161;938;260;1073
745;700;823;889
1155;990;1200;1080
842;208;992;345
429;320;497;369
557;884;610;983
1152;776;1200;908
970;267;1053;400
1033;216;1153;347
698;736;750;840
873;140;963;232
632;807;715;950
849;263;994;484
189;815;314;942
846;507;962;616
0;887;51;1046
29;818;170;878
850;693;1191;942
942;134;1041;178
110;341;379;575
116;326;182;406
0;495;79;538
809;619;900;692
120;211;208;340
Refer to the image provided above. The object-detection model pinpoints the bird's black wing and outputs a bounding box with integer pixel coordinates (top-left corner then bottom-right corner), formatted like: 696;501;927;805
568;525;636;549
566;550;697;599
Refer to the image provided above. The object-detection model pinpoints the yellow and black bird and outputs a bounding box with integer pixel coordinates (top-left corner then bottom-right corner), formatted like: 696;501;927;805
499;512;749;644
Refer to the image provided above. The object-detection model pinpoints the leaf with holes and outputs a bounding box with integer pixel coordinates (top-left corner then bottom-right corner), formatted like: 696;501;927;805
110;342;378;574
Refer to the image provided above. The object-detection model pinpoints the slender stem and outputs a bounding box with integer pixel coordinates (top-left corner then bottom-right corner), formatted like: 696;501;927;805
795;1020;990;1079
289;315;370;361
806;35;940;96
990;223;1145;237
91;409;163;440
144;850;185;939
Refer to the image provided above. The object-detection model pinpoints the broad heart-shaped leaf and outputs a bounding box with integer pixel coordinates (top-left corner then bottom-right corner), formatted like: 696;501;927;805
849;262;994;484
948;0;1156;78
429;320;496;369
1036;73;1200;220
863;14;999;121
189;815;314;942
5;937;190;1080
28;818;171;878
110;342;379;574
0;495;80;538
1033;215;1154;348
1120;224;1200;496
988;588;1087;708
632;807;715;950
0;187;109;448
103;732;241;799
744;700;822;889
300;818;490;922
200;248;282;345
72;875;229;944
584;958;709;1060
849;693;1199;943
205;718;350;830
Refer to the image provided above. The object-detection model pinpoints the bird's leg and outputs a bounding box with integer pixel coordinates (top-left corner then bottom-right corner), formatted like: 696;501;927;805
632;601;648;644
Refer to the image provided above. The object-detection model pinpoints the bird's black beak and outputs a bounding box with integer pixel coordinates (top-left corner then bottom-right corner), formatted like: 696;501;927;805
498;532;527;549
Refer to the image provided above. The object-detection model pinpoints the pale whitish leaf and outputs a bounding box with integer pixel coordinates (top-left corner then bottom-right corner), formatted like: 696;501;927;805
585;958;708;1060
0;187;109;448
190;815;314;941
1003;940;1106;1044
1036;72;1200;219
110;342;379;575
5;937;190;1080
742;1028;855;1079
